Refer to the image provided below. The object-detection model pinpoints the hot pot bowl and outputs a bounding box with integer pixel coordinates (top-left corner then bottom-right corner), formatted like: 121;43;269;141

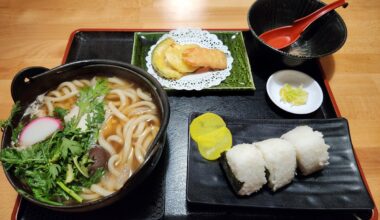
1;59;170;212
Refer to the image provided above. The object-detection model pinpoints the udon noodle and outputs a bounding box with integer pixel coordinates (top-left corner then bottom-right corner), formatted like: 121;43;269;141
30;76;160;201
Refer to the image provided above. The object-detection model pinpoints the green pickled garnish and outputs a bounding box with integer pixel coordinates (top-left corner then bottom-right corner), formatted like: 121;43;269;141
280;83;308;106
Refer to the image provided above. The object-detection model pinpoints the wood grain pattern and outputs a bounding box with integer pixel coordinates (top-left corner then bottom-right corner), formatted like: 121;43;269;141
0;0;379;219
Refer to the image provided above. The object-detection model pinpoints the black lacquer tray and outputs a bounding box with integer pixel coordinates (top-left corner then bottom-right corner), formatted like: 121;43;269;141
13;29;376;220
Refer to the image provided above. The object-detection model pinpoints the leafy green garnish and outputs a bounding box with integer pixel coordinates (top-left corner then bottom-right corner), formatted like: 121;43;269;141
11;123;24;143
73;156;89;178
54;107;68;120
57;181;83;203
48;164;61;179
0;79;110;205
82;168;105;188
76;79;108;125
0;102;21;129
65;164;74;183
61;138;83;158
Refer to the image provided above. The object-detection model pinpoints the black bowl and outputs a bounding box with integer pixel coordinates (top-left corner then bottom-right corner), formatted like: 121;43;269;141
1;60;170;212
247;0;347;66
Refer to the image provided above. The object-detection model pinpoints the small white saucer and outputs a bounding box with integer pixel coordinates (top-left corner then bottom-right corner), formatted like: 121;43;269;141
266;70;323;114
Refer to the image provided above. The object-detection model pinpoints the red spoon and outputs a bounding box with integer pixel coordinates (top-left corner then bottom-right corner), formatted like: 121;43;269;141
259;0;348;49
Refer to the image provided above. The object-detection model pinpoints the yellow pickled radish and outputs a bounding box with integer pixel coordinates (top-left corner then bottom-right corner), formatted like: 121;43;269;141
196;126;232;160
190;112;233;160
190;112;226;142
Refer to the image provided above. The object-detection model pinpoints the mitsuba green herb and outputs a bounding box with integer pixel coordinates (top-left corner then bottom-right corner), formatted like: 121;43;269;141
0;80;109;205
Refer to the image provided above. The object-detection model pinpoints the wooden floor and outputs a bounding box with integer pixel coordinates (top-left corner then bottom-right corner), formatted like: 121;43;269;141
0;0;379;219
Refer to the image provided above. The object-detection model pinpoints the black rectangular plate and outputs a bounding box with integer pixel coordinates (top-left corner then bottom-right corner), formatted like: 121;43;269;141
16;30;374;220
187;114;374;217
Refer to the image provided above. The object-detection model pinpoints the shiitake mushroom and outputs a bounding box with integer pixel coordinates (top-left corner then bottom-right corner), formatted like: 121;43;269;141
88;146;110;174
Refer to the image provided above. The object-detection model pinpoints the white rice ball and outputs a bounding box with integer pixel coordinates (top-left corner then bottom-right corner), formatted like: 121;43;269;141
226;144;267;196
254;138;297;191
281;125;330;176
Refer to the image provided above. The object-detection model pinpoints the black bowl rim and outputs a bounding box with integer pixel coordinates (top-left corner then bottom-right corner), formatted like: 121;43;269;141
1;59;170;210
247;0;348;59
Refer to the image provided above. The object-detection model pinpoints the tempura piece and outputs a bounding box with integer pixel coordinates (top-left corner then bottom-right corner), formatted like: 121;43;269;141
165;44;200;73
182;47;227;70
151;38;184;80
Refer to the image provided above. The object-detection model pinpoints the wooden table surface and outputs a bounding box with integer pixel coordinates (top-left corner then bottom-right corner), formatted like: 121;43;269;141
0;0;379;219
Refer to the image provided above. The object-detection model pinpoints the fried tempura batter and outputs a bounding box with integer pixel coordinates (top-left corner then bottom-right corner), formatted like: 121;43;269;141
165;44;200;73
182;47;227;70
151;37;228;80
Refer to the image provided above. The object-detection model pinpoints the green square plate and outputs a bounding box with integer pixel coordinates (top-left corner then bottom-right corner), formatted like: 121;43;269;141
131;31;255;91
